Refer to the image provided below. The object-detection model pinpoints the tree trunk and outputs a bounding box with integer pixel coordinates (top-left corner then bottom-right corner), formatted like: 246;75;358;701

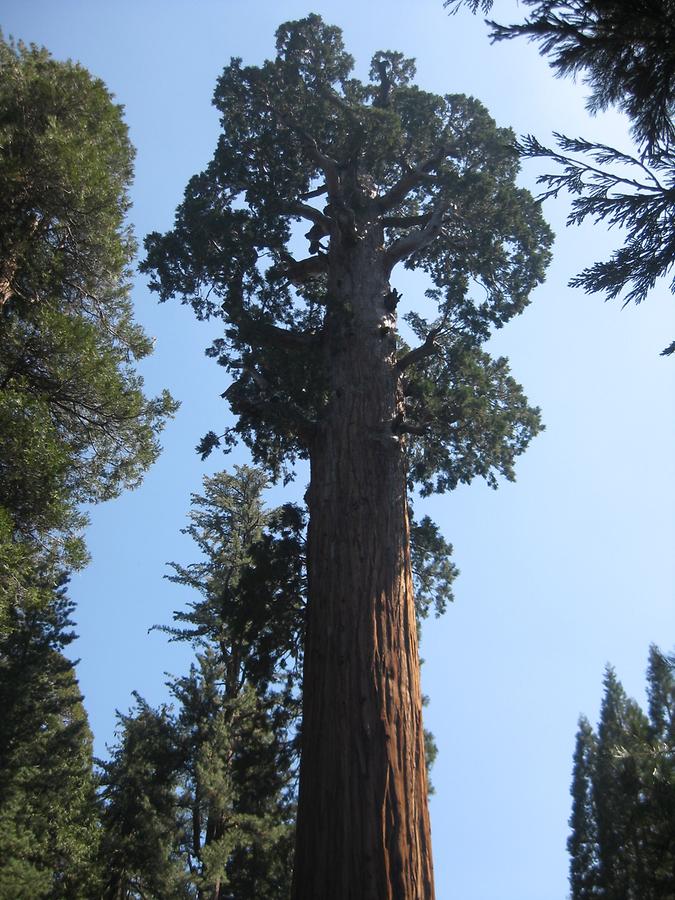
292;226;435;899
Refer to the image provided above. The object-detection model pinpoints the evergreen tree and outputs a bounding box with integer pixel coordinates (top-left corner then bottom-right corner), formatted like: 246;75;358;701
99;467;303;899
567;648;675;899
98;697;187;900
169;653;295;900
163;468;305;693
567;717;600;899
593;668;650;898
0;35;177;628
0;577;100;899
644;645;675;895
142;16;551;897
161;467;303;898
448;1;675;353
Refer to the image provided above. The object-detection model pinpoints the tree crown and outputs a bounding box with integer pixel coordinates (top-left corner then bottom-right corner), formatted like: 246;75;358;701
143;15;551;491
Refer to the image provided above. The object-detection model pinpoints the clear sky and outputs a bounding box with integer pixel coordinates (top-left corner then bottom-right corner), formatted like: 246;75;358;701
3;2;674;898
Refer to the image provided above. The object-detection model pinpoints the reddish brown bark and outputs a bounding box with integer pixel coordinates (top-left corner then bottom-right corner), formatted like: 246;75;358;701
292;226;435;899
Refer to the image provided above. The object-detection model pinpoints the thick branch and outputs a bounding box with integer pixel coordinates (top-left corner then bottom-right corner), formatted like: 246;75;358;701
239;318;320;351
287;202;332;229
396;325;444;373
384;204;446;268
378;149;447;211
382;213;433;228
268;254;328;285
393;421;428;436
300;184;328;200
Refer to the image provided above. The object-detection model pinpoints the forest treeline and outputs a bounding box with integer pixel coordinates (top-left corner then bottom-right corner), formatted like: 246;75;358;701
1;5;674;897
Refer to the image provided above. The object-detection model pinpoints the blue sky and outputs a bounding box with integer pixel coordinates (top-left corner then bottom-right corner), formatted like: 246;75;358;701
3;2;674;898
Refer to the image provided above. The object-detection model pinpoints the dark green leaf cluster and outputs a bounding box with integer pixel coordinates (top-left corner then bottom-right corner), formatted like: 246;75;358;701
402;324;542;494
169;656;296;900
163;467;306;691
448;1;675;152
518;133;675;315
410;513;458;619
0;36;177;626
568;647;675;899
0;578;100;899
142;15;551;489
100;468;302;899
98;697;188;899
448;1;675;352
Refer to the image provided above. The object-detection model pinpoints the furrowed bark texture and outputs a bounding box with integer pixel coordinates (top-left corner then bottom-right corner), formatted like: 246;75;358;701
292;225;435;899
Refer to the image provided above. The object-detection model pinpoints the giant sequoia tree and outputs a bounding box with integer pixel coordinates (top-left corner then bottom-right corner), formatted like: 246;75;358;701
143;16;551;898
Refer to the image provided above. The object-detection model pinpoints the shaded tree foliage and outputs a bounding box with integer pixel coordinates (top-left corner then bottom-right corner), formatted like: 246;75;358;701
142;16;551;898
0;36;177;628
100;468;303;899
99;697;187;900
0;579;100;899
446;0;675;353
567;646;675;899
162;467;303;899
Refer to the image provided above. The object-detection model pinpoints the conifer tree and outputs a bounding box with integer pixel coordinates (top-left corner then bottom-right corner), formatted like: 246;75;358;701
99;467;303;899
98;697;187;899
567;647;675;899
162;467;303;898
0;36;177;628
0;577;100;899
567;717;600;900
593;668;650;897
169;653;295;899
644;645;675;895
142;16;551;897
448;0;675;353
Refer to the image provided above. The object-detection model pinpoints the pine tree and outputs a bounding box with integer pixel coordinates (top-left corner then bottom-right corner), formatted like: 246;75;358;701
593;668;650;898
99;467;303;899
142;16;551;897
568;717;600;899
98;697;187;900
0;35;177;628
0;577;100;899
567;648;675;899
644;645;675;895
163;467;303;898
169;653;295;900
447;0;675;353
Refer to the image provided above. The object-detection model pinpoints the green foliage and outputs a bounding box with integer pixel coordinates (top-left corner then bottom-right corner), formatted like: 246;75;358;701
170;654;296;899
402;322;543;494
163;467;306;691
568;717;600;899
516;133;675;319
567;647;675;899
409;512;458;619
0;579;101;899
448;1;675;352
163;467;302;897
142;15;551;489
99;467;301;898
98;697;188;899
0;35;177;628
446;0;675;152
